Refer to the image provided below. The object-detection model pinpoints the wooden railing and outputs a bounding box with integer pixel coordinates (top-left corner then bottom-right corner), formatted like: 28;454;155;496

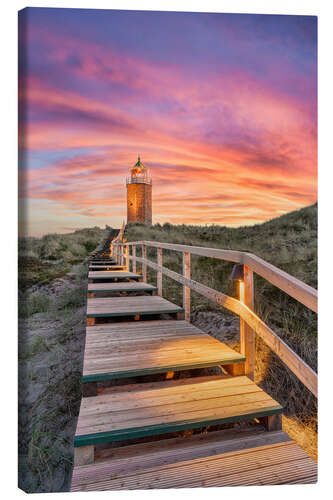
112;240;318;397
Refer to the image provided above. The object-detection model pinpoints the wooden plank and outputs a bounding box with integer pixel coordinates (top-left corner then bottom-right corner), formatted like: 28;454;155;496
240;265;255;380
157;247;162;296
79;378;260;414
87;282;157;293
89;265;125;270
72;433;316;491
132;245;136;274
74;376;282;446
88;271;142;281
128;240;243;263
121;240;317;312
183;252;191;322
86;296;184;318
89;260;116;264
243;253;317;313
91;427;289;465
125;244;129;271
71;429;291;488
85;320;205;339
142;244;147;282
82;345;245;381
133;256;317;396
72;443;316;490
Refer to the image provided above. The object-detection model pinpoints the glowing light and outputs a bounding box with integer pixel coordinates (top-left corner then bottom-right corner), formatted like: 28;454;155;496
239;281;245;303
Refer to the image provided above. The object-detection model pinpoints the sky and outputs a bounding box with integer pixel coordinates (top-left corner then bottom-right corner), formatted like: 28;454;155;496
18;8;317;236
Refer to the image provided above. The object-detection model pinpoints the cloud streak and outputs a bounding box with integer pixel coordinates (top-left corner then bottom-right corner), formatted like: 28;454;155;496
18;8;317;236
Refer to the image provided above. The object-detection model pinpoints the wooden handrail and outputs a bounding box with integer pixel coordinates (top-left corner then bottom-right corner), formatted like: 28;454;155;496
115;240;317;313
112;239;317;396
130;254;317;397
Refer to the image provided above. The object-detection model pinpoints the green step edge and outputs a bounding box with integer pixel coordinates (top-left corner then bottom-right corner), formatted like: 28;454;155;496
74;405;283;447
82;356;246;382
86;308;185;318
88;276;142;280
87;286;157;293
89;267;125;269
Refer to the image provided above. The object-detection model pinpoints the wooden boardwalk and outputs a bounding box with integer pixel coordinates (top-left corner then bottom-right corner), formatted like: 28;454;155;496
71;231;317;491
71;428;316;491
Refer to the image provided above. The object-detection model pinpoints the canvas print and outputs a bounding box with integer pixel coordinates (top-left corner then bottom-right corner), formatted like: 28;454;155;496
18;7;318;493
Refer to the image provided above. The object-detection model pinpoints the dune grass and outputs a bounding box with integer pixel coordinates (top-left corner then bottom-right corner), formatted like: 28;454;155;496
124;203;318;458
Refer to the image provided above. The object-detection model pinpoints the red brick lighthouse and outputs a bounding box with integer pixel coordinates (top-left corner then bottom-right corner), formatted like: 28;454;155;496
126;156;152;225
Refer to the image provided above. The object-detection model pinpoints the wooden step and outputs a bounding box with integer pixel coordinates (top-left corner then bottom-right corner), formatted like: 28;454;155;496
71;429;316;490
89;265;126;271
86;296;184;320
88;282;157;295
82;320;245;382
89;260;116;265
74;375;282;449
88;271;142;282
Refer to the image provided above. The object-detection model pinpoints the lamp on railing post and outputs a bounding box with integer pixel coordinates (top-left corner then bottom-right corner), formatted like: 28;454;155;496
230;263;255;380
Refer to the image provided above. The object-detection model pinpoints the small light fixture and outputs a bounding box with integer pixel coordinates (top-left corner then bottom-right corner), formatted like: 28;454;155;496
229;264;244;281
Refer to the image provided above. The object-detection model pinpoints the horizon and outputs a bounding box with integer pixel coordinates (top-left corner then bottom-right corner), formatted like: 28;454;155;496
21;201;317;239
19;8;317;237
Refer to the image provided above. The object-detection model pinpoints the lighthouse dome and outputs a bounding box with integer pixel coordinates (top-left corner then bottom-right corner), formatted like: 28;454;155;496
127;156;152;185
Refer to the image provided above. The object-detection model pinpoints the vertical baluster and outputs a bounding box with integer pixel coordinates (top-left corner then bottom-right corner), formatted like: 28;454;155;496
126;244;129;271
132;245;136;274
240;265;255;380
142;244;147;282
183;252;191;322
157;248;163;296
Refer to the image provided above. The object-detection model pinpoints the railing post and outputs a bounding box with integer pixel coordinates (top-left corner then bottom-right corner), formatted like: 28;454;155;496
183;252;191;322
157;248;163;296
132;245;136;274
240;265;255;380
142;244;147;282
125;244;129;271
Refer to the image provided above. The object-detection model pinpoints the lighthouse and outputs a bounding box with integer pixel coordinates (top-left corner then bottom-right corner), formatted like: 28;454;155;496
126;156;152;225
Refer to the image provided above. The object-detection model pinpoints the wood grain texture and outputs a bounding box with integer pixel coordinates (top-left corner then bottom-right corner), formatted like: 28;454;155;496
183;252;191;322
157;247;163;296
88;271;142;281
89;265;125;270
240;265;255;380
87;282;157;293
82;319;244;381
86;295;184;318
74;375;282;446
71;436;316;490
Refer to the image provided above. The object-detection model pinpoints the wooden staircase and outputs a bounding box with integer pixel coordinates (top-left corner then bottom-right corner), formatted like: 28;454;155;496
70;235;317;491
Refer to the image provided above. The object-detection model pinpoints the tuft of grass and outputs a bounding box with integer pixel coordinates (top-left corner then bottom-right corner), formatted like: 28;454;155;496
19;292;51;318
55;285;87;311
18;227;108;290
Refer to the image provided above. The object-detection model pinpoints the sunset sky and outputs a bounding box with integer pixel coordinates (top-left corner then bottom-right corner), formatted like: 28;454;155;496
19;8;317;236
